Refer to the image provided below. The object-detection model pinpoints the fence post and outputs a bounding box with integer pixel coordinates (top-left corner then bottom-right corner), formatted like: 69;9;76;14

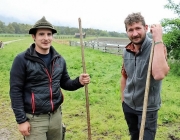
104;45;107;53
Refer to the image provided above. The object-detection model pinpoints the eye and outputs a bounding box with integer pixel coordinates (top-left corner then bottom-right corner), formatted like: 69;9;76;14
128;29;133;33
136;27;141;30
48;33;52;36
39;33;44;36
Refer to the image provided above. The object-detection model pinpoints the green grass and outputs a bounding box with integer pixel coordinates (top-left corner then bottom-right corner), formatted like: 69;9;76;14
0;37;180;140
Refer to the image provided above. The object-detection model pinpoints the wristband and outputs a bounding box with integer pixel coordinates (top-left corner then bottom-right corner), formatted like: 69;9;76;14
154;41;163;45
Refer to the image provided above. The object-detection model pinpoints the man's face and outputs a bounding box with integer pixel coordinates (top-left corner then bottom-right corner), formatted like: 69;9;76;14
126;22;148;45
32;28;53;54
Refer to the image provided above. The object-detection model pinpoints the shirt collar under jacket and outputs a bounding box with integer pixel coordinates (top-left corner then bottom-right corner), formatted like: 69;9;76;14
125;34;152;54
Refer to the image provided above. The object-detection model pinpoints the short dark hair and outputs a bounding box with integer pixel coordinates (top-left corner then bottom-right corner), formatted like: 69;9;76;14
124;12;146;31
32;29;37;36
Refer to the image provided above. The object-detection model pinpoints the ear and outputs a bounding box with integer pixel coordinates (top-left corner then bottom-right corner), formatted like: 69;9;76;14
32;34;35;40
145;25;148;31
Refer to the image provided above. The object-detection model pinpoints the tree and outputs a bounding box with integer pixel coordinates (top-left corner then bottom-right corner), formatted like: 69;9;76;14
7;23;15;34
161;0;180;75
11;22;21;34
0;21;6;33
161;0;180;60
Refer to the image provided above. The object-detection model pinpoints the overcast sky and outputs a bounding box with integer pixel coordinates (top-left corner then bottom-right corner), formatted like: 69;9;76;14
0;0;179;32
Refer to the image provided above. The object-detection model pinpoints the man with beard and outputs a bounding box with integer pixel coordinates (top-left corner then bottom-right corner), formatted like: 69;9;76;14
120;12;169;140
10;16;90;140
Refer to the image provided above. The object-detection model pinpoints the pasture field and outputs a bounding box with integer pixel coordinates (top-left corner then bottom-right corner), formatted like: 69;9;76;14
0;37;28;42
0;36;180;140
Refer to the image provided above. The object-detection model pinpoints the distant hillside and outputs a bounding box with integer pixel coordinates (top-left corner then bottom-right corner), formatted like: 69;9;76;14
0;15;22;25
0;15;127;37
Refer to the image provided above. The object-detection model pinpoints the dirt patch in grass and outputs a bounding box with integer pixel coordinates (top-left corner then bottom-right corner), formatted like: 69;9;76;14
167;124;180;140
158;123;180;140
0;128;11;140
0;99;22;140
168;134;180;140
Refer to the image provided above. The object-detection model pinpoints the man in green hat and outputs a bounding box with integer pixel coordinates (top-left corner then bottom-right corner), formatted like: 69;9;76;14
10;16;90;140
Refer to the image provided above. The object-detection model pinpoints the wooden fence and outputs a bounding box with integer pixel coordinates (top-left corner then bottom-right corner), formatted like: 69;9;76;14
69;40;128;55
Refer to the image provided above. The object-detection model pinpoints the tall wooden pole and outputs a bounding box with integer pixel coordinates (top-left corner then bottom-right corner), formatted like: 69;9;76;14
78;18;92;140
139;41;155;140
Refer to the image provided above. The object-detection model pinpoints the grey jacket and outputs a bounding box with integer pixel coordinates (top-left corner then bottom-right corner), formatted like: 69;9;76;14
123;35;162;111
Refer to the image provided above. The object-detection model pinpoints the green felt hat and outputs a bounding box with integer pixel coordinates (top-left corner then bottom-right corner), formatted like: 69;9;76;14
29;16;57;34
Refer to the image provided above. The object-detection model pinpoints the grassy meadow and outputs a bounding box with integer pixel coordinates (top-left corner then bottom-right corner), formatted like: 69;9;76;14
0;36;180;140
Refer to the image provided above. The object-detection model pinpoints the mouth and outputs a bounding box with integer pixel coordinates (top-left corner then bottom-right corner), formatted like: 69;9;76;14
132;37;141;41
133;36;140;39
132;38;139;42
42;42;49;45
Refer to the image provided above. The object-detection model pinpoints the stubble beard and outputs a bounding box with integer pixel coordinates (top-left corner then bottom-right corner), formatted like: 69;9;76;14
130;35;146;46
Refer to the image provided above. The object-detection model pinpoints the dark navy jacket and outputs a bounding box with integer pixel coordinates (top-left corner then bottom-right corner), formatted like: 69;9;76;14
10;44;83;124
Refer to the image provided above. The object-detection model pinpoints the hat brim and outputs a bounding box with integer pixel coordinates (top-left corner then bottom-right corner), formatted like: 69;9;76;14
29;26;57;34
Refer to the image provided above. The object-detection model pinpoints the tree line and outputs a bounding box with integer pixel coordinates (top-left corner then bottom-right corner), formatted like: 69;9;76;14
162;0;180;60
161;0;180;75
0;20;127;38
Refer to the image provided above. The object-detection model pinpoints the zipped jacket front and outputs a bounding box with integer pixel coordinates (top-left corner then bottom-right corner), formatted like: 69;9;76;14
10;44;83;124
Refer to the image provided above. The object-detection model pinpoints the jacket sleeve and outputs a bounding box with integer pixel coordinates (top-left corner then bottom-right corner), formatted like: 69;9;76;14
60;59;83;90
9;53;27;124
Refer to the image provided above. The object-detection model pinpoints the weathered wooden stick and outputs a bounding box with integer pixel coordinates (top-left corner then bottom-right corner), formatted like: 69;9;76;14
78;18;92;140
139;40;155;140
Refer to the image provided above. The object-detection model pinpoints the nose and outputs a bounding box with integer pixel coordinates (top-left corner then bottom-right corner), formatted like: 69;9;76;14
44;34;49;40
132;30;138;36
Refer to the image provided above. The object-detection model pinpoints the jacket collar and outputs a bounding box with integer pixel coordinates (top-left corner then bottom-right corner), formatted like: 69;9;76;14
25;43;61;58
125;34;152;54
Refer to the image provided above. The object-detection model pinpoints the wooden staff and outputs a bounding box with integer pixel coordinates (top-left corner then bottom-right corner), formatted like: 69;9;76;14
139;40;155;140
78;18;92;140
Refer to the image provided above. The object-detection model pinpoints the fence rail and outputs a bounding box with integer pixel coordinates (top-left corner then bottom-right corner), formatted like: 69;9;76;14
69;40;127;55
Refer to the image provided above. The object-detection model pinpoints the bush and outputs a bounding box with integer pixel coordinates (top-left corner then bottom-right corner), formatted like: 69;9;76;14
169;60;180;76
